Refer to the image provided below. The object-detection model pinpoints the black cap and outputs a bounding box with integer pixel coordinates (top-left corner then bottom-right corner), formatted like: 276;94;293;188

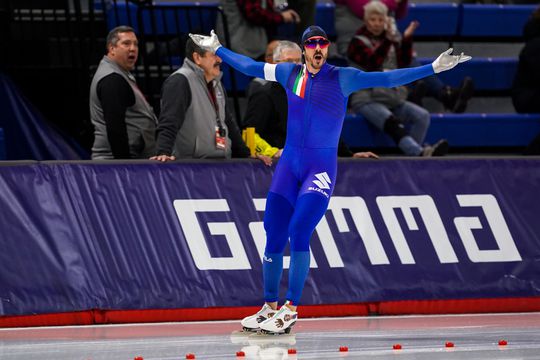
301;25;328;45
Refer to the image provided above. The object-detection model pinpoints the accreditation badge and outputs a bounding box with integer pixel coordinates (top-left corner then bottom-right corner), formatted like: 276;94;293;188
215;126;226;150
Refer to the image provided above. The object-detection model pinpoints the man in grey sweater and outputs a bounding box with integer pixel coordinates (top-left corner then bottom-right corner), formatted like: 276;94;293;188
151;38;251;161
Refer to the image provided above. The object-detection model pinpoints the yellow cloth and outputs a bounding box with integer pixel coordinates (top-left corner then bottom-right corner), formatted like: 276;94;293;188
243;128;280;157
254;133;279;157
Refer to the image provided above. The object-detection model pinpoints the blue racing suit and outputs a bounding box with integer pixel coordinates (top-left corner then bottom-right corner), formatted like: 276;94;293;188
217;47;434;305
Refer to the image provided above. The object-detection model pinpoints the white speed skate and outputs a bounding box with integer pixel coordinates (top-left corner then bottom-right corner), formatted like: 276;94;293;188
258;302;298;335
241;303;277;332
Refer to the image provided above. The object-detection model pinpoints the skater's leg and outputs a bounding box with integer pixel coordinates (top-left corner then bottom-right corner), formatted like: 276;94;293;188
259;193;329;334
286;193;330;309
263;191;295;304
241;157;299;331
241;192;294;332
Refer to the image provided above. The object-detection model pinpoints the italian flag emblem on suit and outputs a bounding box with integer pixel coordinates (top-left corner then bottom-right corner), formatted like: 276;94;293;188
293;65;308;98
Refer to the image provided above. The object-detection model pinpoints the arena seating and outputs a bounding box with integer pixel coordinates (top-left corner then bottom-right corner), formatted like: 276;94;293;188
416;57;517;91
101;2;533;92
328;3;539;149
101;1;540;150
460;4;536;38
397;3;460;38
98;1;218;35
342;113;540;148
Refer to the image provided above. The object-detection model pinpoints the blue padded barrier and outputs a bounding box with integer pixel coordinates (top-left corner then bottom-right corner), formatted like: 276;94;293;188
397;3;460;37
342;113;540;148
2;159;540;317
0;128;5;160
460;5;536;37
418;57;517;91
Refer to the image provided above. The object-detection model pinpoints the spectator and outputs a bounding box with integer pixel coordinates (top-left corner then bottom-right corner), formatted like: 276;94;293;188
335;0;408;56
89;26;157;159
151;37;264;163
347;1;448;156
243;41;295;147
512;6;540;155
265;39;281;63
217;0;300;59
244;40;378;159
337;0;474;113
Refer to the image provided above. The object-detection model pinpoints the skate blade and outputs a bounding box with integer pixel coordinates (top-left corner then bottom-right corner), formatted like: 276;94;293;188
231;330;253;336
241;326;260;333
248;333;296;347
256;320;296;336
249;331;296;346
230;330;253;345
254;327;294;336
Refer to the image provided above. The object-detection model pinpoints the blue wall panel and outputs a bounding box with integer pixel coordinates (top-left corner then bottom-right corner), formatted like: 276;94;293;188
1;159;539;316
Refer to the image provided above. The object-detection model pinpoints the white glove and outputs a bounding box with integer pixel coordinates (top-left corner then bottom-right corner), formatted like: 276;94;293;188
188;29;222;53
432;48;471;73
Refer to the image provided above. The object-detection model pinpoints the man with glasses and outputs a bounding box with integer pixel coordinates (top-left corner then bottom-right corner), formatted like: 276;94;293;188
243;41;301;150
190;26;470;334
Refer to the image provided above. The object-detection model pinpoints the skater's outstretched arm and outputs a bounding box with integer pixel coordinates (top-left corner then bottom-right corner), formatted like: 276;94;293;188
189;31;294;87
340;48;471;97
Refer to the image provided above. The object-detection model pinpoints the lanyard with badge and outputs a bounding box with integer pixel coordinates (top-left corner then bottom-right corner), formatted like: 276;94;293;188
207;81;226;150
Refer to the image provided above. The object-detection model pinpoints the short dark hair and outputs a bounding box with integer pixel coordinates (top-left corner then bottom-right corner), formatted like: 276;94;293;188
185;37;207;62
106;26;136;50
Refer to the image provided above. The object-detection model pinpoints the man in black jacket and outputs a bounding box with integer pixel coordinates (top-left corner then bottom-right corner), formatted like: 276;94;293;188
151;38;253;162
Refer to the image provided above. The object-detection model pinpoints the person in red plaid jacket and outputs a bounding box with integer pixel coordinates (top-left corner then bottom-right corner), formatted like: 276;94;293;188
339;0;473;113
346;1;448;156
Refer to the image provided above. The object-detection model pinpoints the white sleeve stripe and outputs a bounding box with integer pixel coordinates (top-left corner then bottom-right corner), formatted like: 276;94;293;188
264;63;277;82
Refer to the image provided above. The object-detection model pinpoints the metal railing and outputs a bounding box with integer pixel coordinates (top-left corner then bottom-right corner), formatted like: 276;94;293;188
2;0;107;148
5;0;105;70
